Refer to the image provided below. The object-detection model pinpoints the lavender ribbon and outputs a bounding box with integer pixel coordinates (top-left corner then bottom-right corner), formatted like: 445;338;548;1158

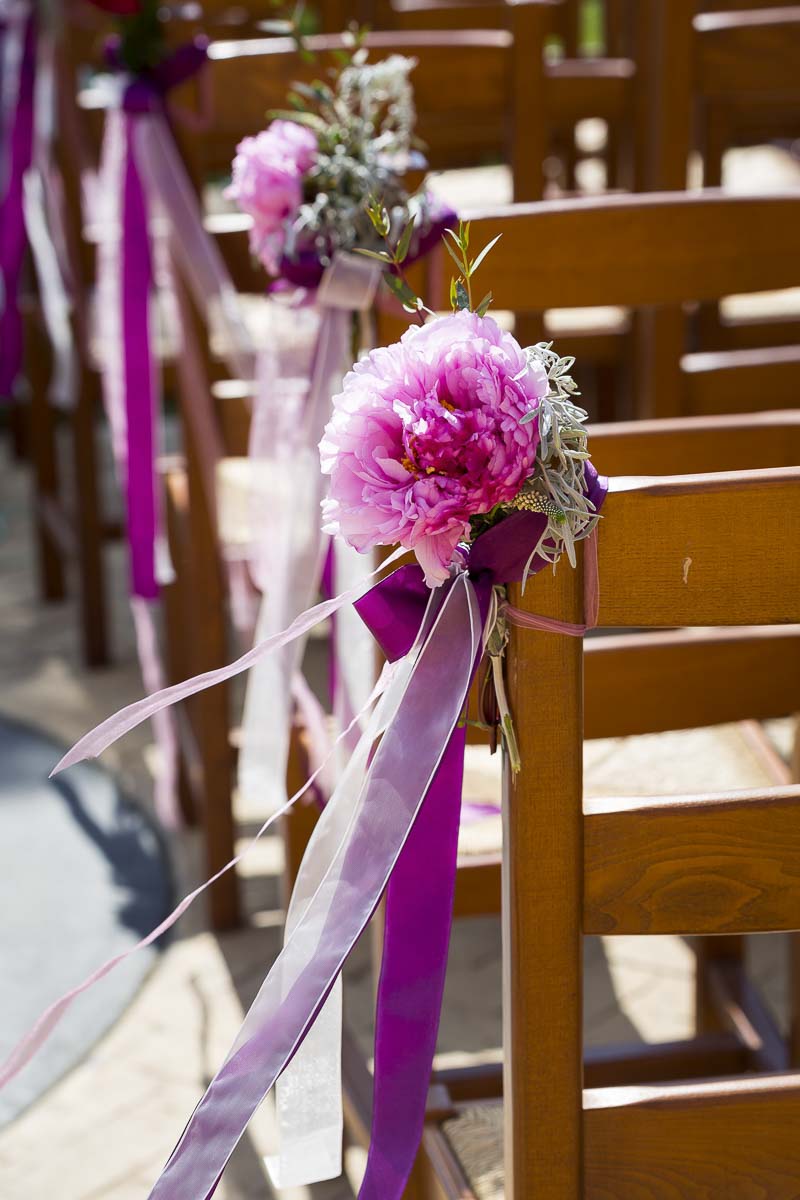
0;3;34;398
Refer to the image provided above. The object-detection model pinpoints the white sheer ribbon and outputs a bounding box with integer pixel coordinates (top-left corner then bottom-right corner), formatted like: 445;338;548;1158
237;254;382;821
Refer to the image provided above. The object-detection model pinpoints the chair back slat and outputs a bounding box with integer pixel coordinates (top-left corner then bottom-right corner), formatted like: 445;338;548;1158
696;7;800;99
430;192;800;311
682;347;800;417
547;58;634;124
584;785;800;935
585;625;800;739
584;1074;800;1196
589;411;800;477
596;469;800;628
201;31;512;176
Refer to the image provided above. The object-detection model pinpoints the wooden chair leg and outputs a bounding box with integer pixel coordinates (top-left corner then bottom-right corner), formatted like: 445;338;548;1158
504;554;585;1198
790;937;800;1067
791;725;800;1065
26;308;65;602
7;397;29;460
695;935;746;1035
182;440;239;929
72;369;109;667
282;721;321;909
163;462;199;827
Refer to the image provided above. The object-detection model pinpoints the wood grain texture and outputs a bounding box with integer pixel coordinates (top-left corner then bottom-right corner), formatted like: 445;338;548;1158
202;31;512;175
503;549;585;1198
435;192;800;311
585;626;800;738
597;470;800;627
682;346;800;417
696;7;800;99
590;411;800;478
584;786;800;935
584;1073;800;1199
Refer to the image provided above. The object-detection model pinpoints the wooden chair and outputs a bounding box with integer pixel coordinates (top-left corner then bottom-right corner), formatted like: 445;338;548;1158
393;455;800;1199
21;45;119;669
641;2;800;351
370;0;642;194
428;190;800;418
144;19;564;931
645;1;800;194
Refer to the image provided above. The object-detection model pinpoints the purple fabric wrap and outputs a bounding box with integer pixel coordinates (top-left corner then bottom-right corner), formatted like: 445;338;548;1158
353;461;607;1200
0;9;35;398
112;39;207;596
121;115;158;598
276;204;458;291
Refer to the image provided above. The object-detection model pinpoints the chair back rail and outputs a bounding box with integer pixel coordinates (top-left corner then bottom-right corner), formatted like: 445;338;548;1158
597;469;800;627
584;1073;800;1196
436;192;800;311
589;410;800;476
584;784;800;935
682;345;800;416
196;30;515;177
696;6;800;100
585;625;800;738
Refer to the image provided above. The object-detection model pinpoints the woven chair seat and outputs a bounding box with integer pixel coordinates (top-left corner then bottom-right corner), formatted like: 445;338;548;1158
457;721;787;859
442;1103;504;1200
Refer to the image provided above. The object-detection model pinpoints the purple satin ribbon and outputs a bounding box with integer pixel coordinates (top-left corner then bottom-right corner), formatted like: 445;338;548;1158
0;7;35;398
354;463;607;1200
111;38;207;596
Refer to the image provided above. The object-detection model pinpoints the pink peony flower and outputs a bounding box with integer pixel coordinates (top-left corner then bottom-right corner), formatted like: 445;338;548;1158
321;311;548;586
226;120;318;275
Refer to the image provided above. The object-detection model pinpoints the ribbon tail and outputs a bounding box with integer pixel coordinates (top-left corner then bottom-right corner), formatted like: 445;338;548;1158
0;664;394;1093
143;573;482;1199
134;111;255;382
122;112;158;599
238;298;348;815
52;545;405;773
359;722;467;1199
359;576;492;1200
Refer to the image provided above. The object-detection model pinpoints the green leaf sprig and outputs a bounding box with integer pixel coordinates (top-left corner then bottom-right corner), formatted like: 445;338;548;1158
442;220;500;316
358;196;432;324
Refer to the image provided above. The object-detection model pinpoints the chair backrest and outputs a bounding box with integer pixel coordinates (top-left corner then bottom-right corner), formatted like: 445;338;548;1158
426;190;800;416
502;460;800;1197
586;410;800;739
179;29;518;183
643;0;800;191
172;1;641;203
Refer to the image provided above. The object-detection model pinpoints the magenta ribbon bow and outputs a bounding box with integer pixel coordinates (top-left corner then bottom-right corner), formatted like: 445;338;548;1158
0;5;36;399
108;37;207;598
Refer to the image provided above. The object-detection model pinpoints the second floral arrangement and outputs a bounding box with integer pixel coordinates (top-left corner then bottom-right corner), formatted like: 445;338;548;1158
226;38;447;286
